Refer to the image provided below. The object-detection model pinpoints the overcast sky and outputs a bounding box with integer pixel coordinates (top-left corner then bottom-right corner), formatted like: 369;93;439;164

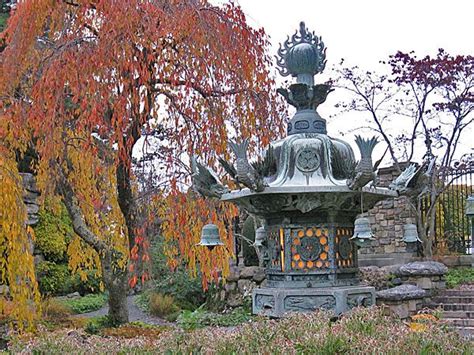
215;0;474;162
235;0;473;67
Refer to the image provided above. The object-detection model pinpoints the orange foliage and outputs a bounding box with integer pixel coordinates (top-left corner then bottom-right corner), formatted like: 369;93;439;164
1;0;284;325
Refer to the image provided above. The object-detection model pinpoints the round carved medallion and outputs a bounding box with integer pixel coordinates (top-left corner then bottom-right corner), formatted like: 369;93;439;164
296;147;320;172
296;236;322;261
338;236;352;260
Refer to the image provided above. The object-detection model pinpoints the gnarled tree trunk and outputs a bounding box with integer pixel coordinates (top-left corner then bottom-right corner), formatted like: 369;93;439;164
101;250;129;325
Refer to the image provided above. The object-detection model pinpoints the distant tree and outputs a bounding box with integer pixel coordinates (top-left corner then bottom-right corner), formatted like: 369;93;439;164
336;49;474;257
0;0;284;326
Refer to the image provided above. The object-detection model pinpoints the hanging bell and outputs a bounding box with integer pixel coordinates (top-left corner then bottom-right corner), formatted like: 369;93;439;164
198;224;224;251
350;217;375;247
402;223;421;243
465;196;474;217
254;227;267;247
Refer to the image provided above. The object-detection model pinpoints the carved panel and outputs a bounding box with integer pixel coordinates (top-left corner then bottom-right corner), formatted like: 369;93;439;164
296;147;320;173
347;293;373;309
284;295;336;311
255;294;275;311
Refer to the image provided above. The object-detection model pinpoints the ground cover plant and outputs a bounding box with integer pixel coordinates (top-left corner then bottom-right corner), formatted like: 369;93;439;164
445;267;474;288
59;293;108;314
6;307;472;354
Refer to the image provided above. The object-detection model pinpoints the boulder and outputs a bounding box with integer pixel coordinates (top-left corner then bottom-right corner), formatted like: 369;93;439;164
227;292;243;307
239;266;263;279
226;267;240;282
20;173;39;193
381;264;403;275
376;284;426;301
395;261;448;277
252;268;266;283
237;279;255;294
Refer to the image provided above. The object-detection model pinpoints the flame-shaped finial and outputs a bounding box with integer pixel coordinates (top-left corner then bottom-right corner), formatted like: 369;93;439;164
275;21;327;86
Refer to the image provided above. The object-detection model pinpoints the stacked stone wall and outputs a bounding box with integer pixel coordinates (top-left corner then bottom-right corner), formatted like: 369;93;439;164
359;164;418;257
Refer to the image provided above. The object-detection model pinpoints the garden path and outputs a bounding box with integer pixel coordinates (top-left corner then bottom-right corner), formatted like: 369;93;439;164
79;295;172;326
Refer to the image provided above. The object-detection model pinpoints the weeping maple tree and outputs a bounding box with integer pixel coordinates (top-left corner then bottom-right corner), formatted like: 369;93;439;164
0;0;284;326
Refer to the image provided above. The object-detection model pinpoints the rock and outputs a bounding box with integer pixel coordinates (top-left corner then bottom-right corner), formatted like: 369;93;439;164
252;268;266;283
376;284;426;301
360;266;380;273
395;261;448;277
224;282;237;292
237;279;255;295
20;173;39;193
386;303;410;319
381;264;403;275
391;277;402;286
67;292;81;299
227;292;243;307
239;266;262;279
227;267;240;282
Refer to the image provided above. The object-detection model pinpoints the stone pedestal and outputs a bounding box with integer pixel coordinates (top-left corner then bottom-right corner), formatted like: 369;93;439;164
253;285;375;317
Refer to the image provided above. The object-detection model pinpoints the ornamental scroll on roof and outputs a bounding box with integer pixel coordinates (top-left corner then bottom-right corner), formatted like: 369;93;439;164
275;21;327;86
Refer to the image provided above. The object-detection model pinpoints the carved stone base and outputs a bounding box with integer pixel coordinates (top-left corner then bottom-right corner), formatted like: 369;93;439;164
252;285;375;318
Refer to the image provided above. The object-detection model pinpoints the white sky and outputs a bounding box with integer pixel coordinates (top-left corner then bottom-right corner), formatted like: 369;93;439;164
222;0;474;163
235;0;473;67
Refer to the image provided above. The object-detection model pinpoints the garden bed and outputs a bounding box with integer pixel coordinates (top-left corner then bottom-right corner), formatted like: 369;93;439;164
6;307;472;354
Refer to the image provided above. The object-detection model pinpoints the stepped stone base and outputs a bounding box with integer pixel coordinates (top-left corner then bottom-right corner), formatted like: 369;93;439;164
252;285;375;318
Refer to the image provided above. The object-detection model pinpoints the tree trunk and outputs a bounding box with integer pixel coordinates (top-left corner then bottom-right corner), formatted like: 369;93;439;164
101;250;129;325
424;196;437;259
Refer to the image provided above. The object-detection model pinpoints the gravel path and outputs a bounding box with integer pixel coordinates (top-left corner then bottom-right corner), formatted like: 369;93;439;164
79;295;172;326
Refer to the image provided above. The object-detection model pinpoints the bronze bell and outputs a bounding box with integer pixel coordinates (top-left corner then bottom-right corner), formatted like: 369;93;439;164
350;217;374;247
198;224;224;251
402;223;420;243
254;227;267;247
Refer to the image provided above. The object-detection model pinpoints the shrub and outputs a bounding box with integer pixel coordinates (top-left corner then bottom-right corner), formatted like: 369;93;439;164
60;293;107;314
36;261;102;296
70;270;102;295
148;237;205;310
36;261;74;296
84;316;111;335
445;267;474;288
34;203;74;263
177;306;253;330
149;293;179;318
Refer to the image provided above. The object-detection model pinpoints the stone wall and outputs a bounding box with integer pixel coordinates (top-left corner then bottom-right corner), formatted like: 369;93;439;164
216;265;266;308
374;261;448;319
359;164;418;265
21;173;40;227
21;173;40;256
